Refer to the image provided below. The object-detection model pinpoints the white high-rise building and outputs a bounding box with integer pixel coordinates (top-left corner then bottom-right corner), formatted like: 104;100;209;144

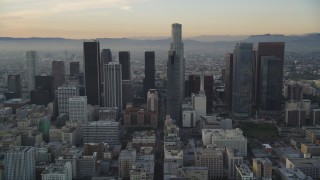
147;89;158;112
104;62;122;112
167;23;185;122
57;85;79;115
26;51;38;97
69;96;88;124
192;72;207;121
5;146;35;180
42;162;72;180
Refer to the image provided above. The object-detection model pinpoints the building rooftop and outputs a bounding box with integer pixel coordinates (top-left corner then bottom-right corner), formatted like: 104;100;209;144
42;163;69;175
236;164;253;177
278;168;312;180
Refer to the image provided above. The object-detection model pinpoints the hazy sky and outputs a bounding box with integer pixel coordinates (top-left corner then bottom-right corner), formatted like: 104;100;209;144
0;0;319;38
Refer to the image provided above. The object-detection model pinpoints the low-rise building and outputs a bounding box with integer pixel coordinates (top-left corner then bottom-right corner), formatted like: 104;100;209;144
41;162;72;180
235;164;254;180
195;146;224;179
202;128;247;156
252;158;272;180
301;143;320;156
286;158;320;179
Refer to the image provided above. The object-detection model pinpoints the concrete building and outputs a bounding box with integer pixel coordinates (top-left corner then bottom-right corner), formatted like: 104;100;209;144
200;115;232;129
83;143;107;160
26;51;38;97
132;130;156;149
99;107;118;121
177;167;208;180
124;107;157;128
119;149;136;179
41;162;72;180
235;164;254;180
226;147;244;179
287;83;303;101
285;109;306;127
252;158;272;179
286;158;320;179
305;128;320;144
104;62;122;112
277;168;312;180
182;108;196;128
82;121;119;145
194;147;224;179
285;100;311;116
5;146;35;180
131;154;155;180
57;85;79;115
147;89;158;112
202;128;247;156
167;23;185;123
68;96;88;124
52;60;65;91
301;143;320;156
192;72;207;121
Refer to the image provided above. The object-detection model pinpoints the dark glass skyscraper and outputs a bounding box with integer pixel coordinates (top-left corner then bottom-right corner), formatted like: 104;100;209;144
52;60;65;91
70;61;80;77
119;51;130;80
260;56;282;110
7;74;22;98
144;51;155;97
232;43;253;117
84;41;100;105
255;42;284;110
167;23;185;123
224;53;233;111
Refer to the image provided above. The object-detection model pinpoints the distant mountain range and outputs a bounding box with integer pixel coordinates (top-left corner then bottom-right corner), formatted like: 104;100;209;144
0;33;319;53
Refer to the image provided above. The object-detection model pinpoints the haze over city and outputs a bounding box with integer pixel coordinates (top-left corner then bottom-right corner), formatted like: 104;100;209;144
1;0;320;38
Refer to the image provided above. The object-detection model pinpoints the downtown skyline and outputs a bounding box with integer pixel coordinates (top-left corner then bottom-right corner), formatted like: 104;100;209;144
1;0;319;39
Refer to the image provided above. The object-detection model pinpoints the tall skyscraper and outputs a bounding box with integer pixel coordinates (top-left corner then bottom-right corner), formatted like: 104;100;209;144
122;80;133;109
84;41;100;105
119;51;130;80
259;56;282;110
255;42;284;110
26;51;38;97
69;96;88;124
7;74;22;98
224;53;233;111
144;51;155;97
104;62;122;111
52;60;65;91
100;49;112;106
70;61;80;77
232;43;253;117
167;23;185;122
5;146;35;180
287;83;303;101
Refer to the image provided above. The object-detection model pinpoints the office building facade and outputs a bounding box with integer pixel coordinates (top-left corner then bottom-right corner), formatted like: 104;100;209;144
26;51;38;97
84;41;100;105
